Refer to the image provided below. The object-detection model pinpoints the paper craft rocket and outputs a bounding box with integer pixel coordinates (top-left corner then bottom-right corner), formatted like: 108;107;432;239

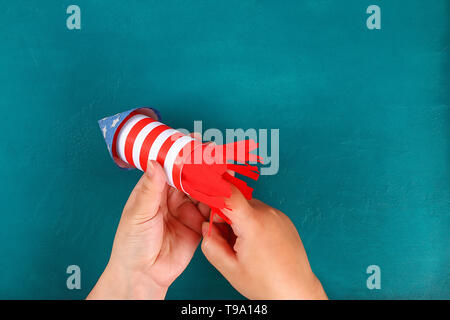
99;107;262;230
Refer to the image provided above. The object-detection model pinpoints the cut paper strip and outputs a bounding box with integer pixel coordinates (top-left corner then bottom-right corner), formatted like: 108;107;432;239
98;107;262;234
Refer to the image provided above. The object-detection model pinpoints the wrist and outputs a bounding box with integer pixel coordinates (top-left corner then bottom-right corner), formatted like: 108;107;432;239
272;272;327;300
87;262;168;300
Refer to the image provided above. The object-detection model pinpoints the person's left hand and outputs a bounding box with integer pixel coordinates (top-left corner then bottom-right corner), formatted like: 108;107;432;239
87;159;208;299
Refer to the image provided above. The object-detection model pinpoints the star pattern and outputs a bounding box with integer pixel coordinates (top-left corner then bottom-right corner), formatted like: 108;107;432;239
98;108;145;160
111;117;119;127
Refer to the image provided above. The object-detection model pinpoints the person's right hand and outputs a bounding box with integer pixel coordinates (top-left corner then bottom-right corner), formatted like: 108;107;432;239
200;187;327;300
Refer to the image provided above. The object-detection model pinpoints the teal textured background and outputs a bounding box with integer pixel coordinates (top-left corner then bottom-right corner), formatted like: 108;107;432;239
0;0;448;299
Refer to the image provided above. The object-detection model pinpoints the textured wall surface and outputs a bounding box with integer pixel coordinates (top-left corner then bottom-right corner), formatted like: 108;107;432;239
0;0;448;299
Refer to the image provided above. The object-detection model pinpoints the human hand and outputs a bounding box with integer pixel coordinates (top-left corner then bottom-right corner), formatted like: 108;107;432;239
201;187;327;300
87;159;207;299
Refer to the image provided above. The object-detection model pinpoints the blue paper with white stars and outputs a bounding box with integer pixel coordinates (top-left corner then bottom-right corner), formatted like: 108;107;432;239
97;107;161;167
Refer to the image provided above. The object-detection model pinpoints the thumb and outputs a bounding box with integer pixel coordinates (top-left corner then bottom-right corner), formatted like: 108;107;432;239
201;222;239;279
122;160;167;220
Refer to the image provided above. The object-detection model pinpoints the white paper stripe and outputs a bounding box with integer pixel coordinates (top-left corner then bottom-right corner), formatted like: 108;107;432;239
147;128;179;186
116;114;147;165
164;135;194;187
132;121;164;170
148;128;178;160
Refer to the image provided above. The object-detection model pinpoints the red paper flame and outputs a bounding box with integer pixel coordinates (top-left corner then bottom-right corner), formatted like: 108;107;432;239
181;140;263;235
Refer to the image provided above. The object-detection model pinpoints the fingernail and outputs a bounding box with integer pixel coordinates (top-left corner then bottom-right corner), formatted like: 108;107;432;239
146;160;155;177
